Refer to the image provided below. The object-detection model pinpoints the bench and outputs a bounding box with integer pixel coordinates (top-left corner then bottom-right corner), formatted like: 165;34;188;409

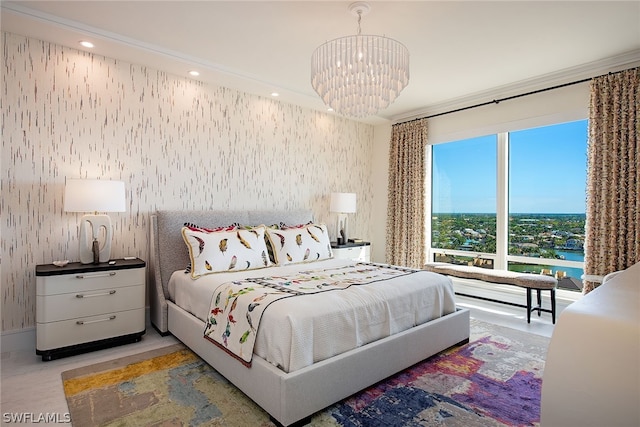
424;262;558;323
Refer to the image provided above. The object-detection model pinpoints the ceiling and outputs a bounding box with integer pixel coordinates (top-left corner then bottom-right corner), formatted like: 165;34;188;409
2;1;640;124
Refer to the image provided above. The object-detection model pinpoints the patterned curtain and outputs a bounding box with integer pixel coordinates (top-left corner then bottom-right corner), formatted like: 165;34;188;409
386;118;428;268
584;67;640;293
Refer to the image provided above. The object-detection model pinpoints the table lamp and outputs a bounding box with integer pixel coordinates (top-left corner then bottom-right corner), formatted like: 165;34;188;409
64;179;126;264
330;192;356;245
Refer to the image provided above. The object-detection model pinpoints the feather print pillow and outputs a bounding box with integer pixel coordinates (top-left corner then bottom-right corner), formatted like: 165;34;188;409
183;223;238;273
262;222;311;263
265;223;333;266
182;225;272;279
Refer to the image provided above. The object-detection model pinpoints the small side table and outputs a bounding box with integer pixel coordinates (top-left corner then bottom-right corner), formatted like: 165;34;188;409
35;258;146;361
331;241;371;262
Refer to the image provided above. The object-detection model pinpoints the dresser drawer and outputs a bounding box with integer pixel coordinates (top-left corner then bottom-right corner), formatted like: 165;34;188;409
37;307;145;351
37;267;144;296
332;245;371;262
36;284;144;322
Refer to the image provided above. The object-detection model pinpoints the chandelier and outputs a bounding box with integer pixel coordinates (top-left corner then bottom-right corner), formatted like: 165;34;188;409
311;1;410;118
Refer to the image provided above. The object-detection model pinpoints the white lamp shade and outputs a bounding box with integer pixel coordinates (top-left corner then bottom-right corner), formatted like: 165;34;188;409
330;193;357;213
64;179;126;213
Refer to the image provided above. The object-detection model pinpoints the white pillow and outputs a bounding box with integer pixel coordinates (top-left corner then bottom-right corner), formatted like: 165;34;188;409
266;223;333;265
182;225;272;278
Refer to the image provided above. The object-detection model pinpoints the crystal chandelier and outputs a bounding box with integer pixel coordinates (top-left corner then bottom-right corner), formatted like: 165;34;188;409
311;2;410;118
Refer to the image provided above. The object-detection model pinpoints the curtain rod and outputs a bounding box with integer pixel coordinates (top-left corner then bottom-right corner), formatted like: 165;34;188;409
397;68;631;125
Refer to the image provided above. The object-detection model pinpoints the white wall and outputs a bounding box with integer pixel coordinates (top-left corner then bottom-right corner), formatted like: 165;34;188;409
1;32;375;334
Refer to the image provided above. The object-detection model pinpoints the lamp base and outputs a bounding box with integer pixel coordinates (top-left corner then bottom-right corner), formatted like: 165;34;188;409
336;213;349;246
79;214;113;264
92;239;100;264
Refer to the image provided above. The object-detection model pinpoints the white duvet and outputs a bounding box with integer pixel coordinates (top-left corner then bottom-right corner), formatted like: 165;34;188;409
169;258;456;372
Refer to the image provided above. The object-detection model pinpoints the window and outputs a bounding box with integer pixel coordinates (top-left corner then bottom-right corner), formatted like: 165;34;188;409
432;135;496;263
508;121;587;288
429;120;587;291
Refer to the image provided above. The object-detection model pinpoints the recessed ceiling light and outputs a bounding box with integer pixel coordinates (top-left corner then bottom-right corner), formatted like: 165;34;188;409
79;41;94;48
271;92;280;97
189;70;200;77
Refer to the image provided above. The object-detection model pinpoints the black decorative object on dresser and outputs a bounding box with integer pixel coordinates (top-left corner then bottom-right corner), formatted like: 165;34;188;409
35;258;146;361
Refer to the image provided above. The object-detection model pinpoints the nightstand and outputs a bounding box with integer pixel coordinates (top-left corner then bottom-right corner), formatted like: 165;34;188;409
331;242;371;262
35;258;146;361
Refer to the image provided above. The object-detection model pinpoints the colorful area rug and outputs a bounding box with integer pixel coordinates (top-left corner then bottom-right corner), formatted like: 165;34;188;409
62;320;549;426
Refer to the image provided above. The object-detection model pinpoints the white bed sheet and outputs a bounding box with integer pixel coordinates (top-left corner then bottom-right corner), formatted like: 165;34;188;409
169;258;456;372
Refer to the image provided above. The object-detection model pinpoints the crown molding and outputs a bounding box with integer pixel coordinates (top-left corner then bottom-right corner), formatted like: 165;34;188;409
4;1;637;127
1;2;265;83
2;2;389;124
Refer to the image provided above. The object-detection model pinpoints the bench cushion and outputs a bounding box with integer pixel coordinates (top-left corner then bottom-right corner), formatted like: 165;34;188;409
424;262;557;290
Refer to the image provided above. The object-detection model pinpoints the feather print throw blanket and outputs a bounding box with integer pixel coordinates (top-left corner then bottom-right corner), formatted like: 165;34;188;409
203;263;416;366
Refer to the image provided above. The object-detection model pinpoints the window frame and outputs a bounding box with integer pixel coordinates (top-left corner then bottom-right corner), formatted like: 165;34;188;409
427;123;586;277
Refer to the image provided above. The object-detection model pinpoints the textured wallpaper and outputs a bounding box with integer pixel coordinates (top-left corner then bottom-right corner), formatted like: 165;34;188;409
1;32;374;332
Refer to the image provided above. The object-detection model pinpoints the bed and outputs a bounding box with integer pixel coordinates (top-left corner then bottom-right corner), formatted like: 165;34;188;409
149;209;470;426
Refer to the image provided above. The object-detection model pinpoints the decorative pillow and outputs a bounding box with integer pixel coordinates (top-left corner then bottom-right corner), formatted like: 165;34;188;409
273;222;311;230
265;223;333;266
184;222;238;233
183;223;238;273
182;225;272;278
261;223;312;263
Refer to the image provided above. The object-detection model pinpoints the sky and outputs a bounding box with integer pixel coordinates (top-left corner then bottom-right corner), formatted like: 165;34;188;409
432;119;588;214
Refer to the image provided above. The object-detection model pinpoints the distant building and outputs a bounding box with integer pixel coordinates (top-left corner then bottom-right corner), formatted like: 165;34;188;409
463;228;480;237
515;243;539;249
564;239;584;250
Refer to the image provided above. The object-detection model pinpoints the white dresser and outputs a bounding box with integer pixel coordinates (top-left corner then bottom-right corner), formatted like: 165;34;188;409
331;242;371;262
36;258;146;361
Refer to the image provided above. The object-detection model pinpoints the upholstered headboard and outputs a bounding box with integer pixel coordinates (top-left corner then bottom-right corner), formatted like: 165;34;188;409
148;209;314;333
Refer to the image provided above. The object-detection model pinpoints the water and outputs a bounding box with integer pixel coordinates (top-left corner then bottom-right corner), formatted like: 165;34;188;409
554;250;584;279
555;250;584;262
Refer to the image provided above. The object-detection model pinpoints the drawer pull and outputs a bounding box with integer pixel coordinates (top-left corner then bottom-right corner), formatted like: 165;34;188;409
75;272;117;279
76;315;116;325
75;290;117;298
